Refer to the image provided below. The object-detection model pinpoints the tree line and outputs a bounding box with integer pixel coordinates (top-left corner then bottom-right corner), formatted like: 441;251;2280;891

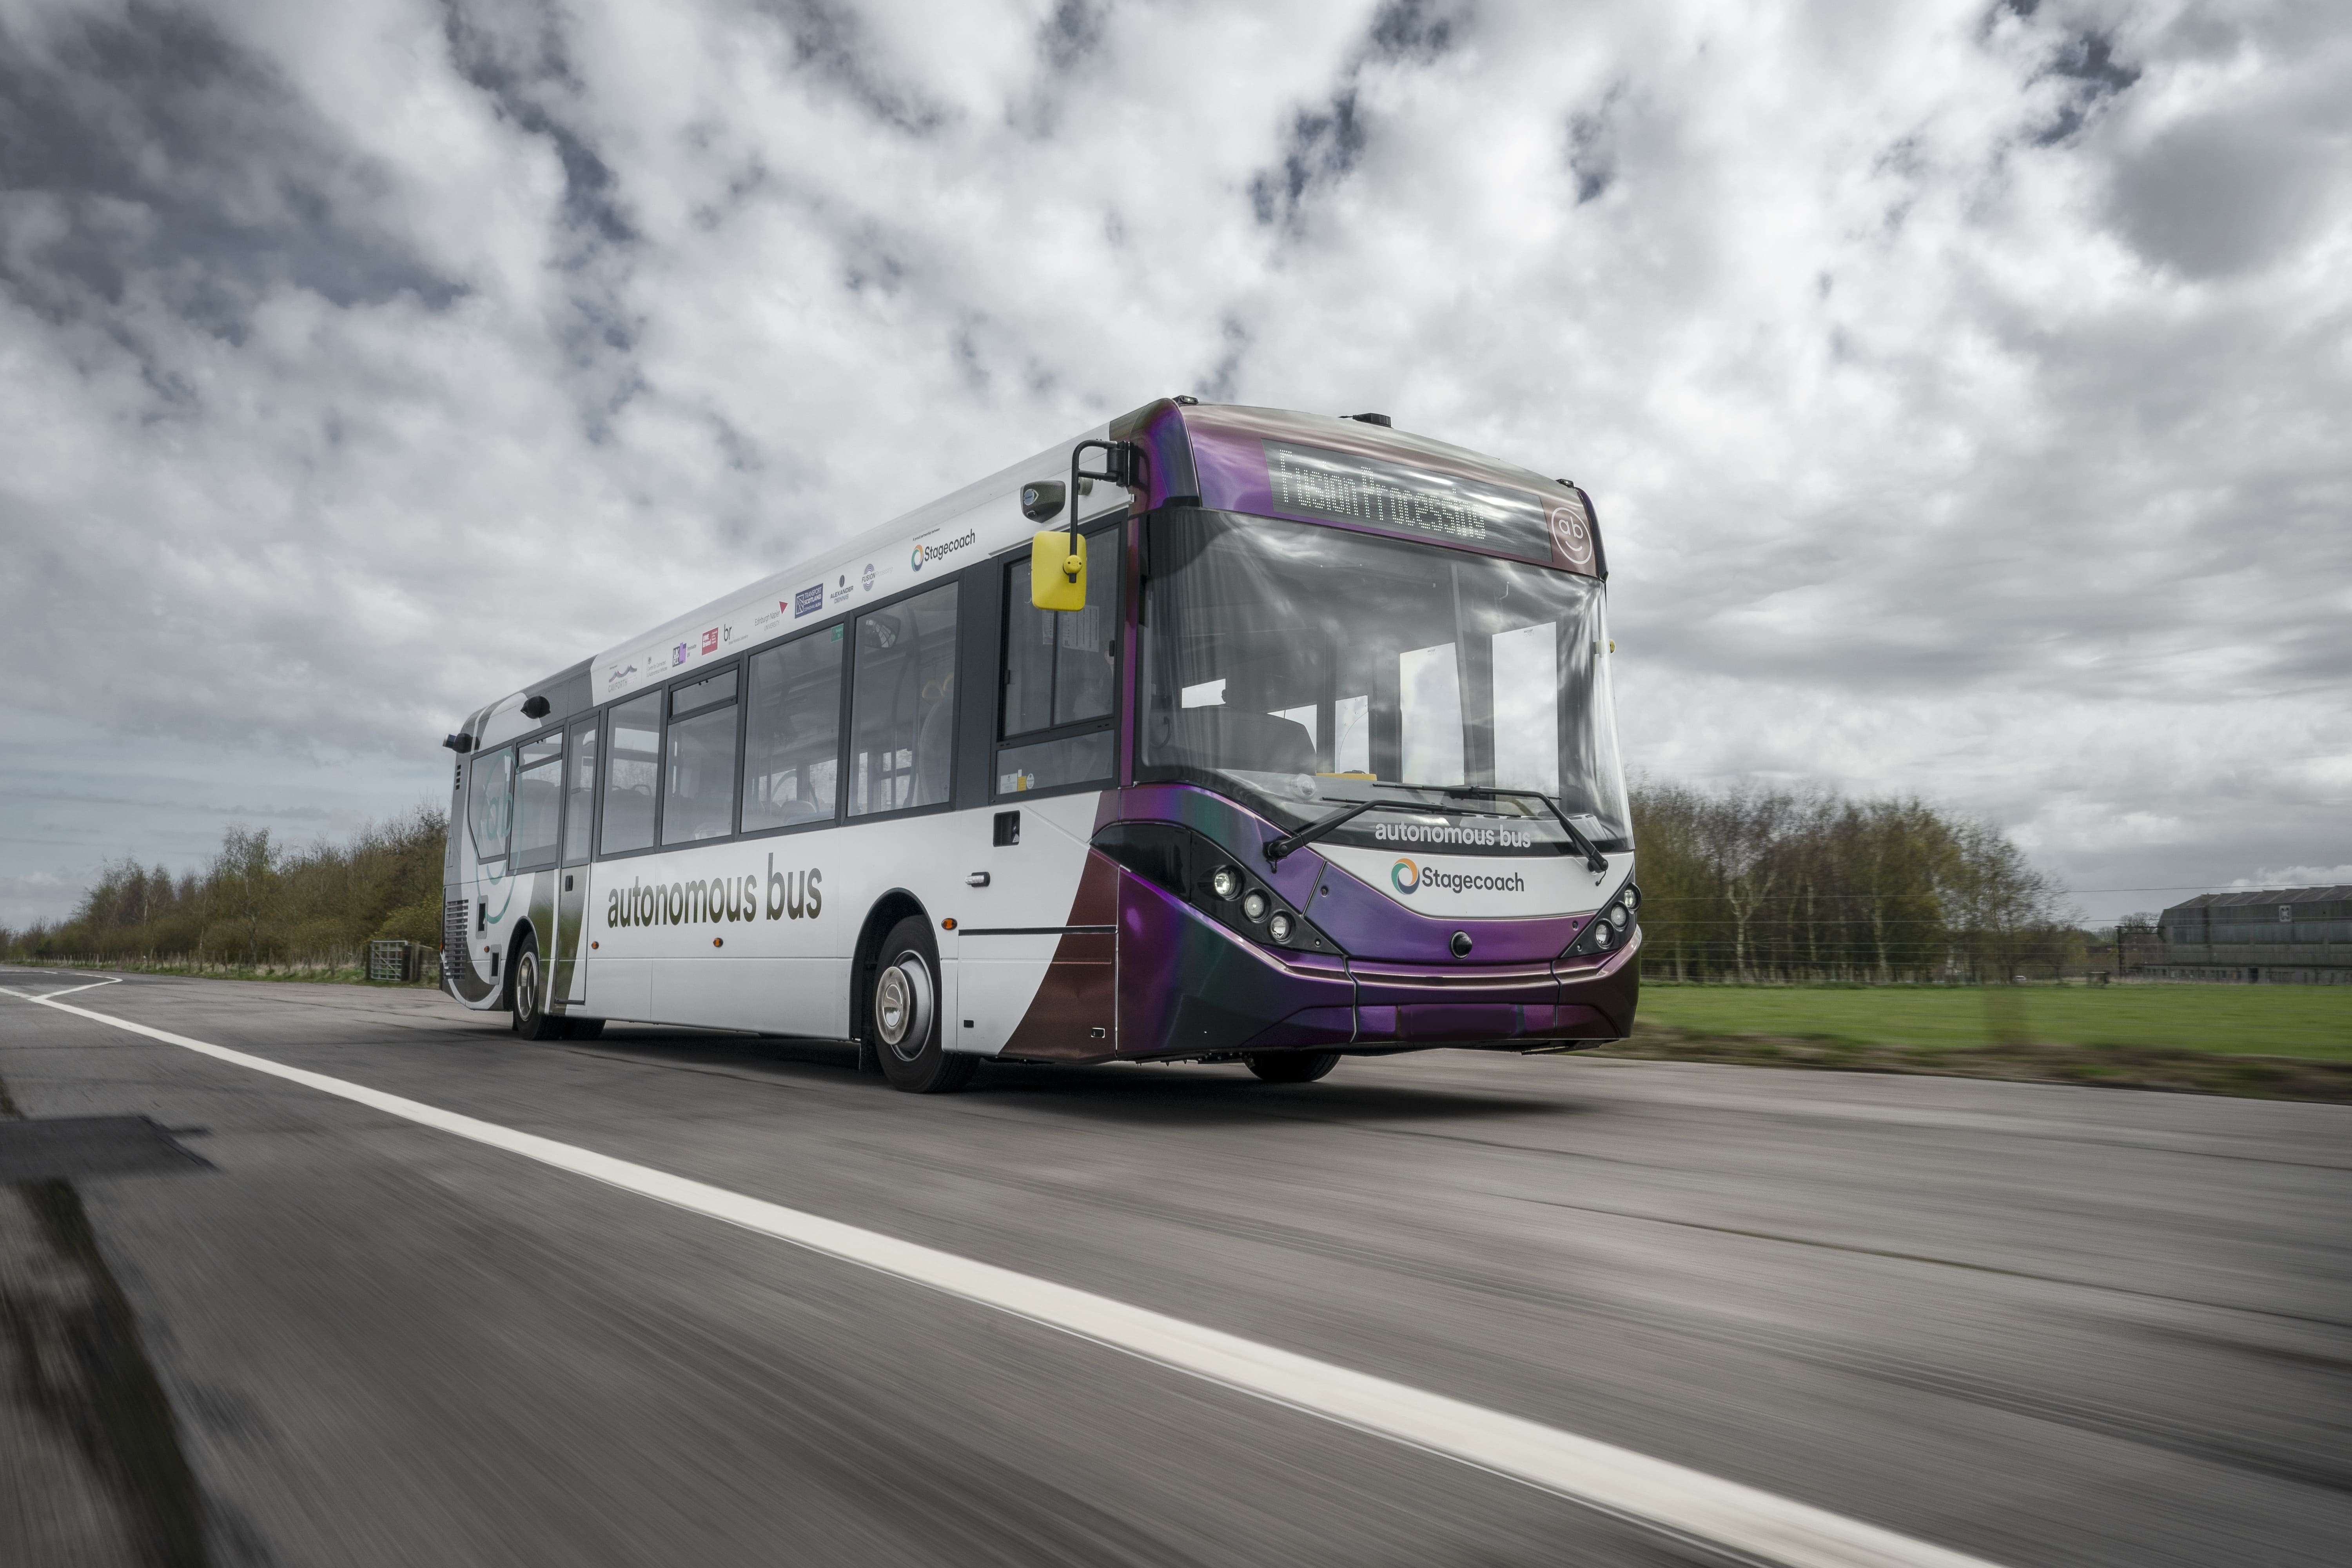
1628;782;2076;982
0;808;447;970
4;784;2076;983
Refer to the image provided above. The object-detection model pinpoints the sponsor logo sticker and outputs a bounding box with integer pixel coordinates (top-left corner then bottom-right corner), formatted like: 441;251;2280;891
861;562;876;591
1549;498;1594;567
702;628;720;654
793;584;824;618
673;643;691;666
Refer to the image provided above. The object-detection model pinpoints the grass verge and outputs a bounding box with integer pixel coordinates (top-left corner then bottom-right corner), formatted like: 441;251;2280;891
1600;982;2352;1103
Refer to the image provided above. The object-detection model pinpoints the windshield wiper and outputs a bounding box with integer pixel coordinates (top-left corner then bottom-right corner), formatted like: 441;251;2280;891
1442;786;1610;873
1263;798;1384;863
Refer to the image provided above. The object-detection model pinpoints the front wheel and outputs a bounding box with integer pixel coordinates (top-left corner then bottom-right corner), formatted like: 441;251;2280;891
870;916;975;1094
1245;1051;1339;1084
509;937;563;1041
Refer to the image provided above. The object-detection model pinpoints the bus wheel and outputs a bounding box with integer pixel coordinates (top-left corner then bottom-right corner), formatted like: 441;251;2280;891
871;915;975;1094
510;937;564;1042
1245;1051;1339;1084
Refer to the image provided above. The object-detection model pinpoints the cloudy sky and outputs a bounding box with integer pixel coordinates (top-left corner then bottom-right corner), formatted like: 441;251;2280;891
2;0;2346;928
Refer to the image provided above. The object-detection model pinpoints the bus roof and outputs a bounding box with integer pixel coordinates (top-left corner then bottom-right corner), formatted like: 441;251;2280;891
468;399;1593;744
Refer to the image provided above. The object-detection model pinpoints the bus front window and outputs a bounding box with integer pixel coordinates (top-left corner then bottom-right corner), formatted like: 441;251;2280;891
1140;510;1629;854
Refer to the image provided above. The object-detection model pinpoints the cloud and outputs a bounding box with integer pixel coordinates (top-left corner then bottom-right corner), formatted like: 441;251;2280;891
0;0;2346;924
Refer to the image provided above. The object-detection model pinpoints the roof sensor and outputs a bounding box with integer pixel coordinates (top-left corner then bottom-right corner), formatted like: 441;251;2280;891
1345;412;1392;427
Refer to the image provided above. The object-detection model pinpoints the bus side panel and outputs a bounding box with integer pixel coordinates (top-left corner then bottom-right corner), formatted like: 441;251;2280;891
956;793;1106;1056
654;958;850;1037
997;851;1120;1060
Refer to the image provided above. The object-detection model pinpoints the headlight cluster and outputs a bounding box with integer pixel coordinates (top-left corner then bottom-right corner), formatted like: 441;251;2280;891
1563;882;1639;962
1093;821;1341;955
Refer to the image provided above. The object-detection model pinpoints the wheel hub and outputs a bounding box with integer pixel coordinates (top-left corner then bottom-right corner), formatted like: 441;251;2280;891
875;957;932;1060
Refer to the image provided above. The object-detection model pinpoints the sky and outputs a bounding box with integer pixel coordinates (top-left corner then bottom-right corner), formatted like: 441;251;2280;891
1;0;2347;929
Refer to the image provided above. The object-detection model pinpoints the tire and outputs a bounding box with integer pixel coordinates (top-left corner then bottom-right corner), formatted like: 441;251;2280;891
564;1017;605;1040
509;936;564;1041
1245;1051;1339;1084
868;915;974;1094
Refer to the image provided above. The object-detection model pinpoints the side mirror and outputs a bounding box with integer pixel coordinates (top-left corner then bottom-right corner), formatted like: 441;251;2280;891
1030;530;1086;611
1020;480;1065;523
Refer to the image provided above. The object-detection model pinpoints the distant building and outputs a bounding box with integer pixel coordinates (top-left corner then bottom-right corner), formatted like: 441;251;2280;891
2149;887;2352;984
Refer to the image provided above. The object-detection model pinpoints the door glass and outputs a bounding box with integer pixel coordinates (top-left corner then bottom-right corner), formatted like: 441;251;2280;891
564;721;598;864
601;694;661;854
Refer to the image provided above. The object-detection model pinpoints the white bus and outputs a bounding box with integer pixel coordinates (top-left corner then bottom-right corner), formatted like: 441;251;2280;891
441;399;1640;1091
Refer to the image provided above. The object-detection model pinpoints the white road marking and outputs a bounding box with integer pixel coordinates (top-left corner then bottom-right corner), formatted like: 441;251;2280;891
1;988;2002;1568
21;978;123;1000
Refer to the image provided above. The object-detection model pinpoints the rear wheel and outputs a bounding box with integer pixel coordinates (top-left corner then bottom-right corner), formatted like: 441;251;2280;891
1245;1051;1339;1084
509;937;563;1041
869;915;974;1094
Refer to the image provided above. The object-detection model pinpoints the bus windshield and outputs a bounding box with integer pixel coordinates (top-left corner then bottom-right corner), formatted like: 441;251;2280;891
1140;510;1630;855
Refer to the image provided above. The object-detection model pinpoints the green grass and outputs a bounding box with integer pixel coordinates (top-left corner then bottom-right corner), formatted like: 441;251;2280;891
1633;982;2352;1061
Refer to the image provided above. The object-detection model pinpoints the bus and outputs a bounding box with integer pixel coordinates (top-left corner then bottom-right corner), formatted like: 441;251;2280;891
439;398;1640;1091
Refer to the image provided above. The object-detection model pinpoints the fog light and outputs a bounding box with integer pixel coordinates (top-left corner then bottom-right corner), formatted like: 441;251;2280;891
1608;904;1628;930
1268;911;1294;943
1211;866;1242;900
1242;890;1270;922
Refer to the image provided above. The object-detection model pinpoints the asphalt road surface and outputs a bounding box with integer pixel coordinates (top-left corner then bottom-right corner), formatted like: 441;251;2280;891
2;970;2347;1568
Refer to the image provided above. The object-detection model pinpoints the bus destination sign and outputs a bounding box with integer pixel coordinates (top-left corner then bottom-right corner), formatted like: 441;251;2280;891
1261;440;1590;572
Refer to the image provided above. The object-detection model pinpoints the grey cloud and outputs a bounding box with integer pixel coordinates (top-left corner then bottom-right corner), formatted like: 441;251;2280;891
0;4;459;346
2108;111;2339;278
1249;0;1471;229
752;0;949;134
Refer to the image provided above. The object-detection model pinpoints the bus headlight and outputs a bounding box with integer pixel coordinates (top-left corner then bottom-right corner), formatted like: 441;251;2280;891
1591;922;1613;949
1242;890;1270;923
1607;904;1629;931
1211;866;1242;900
1268;911;1294;943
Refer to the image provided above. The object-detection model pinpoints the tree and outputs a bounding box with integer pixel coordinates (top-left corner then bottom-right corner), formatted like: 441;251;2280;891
211;826;279;967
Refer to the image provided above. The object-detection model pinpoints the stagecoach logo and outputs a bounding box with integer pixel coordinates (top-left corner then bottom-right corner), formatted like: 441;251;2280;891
792;584;824;618
909;528;977;573
605;855;824;930
1391;857;1529;897
1548;499;1594;568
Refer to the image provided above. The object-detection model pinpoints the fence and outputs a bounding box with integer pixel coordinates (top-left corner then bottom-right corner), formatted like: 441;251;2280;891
367;940;440;984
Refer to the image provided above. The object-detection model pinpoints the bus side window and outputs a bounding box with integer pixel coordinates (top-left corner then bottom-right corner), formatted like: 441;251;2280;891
601;693;662;854
742;629;844;831
848;584;958;817
467;748;515;862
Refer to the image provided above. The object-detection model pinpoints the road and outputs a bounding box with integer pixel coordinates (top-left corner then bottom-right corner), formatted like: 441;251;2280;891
2;970;2347;1567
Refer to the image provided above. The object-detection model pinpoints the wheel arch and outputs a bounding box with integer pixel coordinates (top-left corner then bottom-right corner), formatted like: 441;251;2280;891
500;917;539;1012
